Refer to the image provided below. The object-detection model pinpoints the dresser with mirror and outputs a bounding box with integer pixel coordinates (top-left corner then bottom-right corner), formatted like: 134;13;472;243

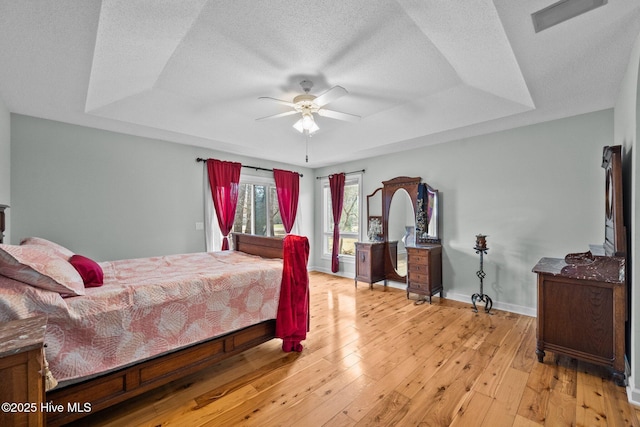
355;176;442;303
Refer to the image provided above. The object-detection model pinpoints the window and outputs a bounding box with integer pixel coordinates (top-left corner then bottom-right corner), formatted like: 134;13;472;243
322;175;361;258
232;178;285;237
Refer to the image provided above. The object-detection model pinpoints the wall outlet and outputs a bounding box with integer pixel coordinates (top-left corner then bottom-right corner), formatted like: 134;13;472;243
195;222;204;230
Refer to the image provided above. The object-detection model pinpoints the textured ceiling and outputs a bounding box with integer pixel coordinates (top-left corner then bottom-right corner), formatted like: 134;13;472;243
0;0;639;167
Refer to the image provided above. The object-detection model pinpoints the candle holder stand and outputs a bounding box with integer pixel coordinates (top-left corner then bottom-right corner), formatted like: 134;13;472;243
471;245;493;314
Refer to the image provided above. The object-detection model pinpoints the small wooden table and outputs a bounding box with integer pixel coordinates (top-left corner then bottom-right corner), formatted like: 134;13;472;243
355;241;390;289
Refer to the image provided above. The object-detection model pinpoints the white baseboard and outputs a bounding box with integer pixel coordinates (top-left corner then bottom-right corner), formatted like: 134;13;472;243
626;358;639;405
310;266;354;279
444;291;537;317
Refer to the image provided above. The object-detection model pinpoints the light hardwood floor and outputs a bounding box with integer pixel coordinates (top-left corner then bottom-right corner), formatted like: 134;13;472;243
69;272;639;426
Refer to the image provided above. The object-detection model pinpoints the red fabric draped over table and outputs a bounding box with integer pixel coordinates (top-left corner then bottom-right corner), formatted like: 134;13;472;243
206;159;241;250
329;173;345;273
276;234;310;352
273;169;300;233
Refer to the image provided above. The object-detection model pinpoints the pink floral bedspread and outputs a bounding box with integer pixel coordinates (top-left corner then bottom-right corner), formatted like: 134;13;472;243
0;251;283;384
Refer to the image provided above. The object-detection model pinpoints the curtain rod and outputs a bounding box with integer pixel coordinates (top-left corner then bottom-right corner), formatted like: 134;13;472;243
196;158;303;177
316;169;365;180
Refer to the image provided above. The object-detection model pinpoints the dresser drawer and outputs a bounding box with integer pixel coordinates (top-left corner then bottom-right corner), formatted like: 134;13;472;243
408;253;428;265
408;280;423;290
409;262;429;274
407;247;427;260
408;271;428;284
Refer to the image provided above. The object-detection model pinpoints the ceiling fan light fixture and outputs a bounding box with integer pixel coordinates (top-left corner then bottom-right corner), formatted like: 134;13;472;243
259;80;357;136
293;114;319;134
301;112;315;130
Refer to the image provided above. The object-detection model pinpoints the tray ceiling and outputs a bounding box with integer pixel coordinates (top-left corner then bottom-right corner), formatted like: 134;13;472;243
0;0;639;167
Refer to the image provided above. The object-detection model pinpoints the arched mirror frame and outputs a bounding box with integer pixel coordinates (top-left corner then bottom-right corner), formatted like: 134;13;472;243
382;176;421;283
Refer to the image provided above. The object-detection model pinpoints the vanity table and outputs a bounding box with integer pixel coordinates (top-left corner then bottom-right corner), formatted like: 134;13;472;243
360;176;442;301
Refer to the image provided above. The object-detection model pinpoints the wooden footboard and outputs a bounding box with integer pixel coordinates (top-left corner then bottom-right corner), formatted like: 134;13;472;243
45;234;283;426
46;320;276;426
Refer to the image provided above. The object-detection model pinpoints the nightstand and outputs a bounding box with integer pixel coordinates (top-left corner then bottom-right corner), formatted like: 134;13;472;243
355;241;397;289
0;316;47;427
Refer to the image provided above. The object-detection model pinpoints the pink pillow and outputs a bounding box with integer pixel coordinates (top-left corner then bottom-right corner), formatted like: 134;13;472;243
69;254;103;287
20;237;75;261
0;244;85;296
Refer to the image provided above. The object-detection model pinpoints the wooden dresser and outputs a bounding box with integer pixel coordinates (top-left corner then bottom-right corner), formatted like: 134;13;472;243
533;255;626;385
406;244;442;303
532;145;627;385
355;241;397;289
0;316;47;427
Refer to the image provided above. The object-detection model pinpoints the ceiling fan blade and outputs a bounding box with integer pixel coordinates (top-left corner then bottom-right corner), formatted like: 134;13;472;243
313;86;348;107
317;108;361;122
258;97;296;108
256;110;298;121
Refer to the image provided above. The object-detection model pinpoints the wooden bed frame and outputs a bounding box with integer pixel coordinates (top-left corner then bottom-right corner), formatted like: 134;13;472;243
46;233;284;426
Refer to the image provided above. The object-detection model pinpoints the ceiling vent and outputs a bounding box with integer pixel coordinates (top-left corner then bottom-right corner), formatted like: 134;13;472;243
532;0;607;33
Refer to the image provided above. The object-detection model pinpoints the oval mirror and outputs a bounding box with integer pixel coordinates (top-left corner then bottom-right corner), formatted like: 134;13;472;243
388;188;415;277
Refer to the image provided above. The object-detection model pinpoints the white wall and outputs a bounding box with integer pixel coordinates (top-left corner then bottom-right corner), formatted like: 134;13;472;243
10;107;615;315
10;114;314;261
614;30;640;404
313;110;613;314
0;98;9;243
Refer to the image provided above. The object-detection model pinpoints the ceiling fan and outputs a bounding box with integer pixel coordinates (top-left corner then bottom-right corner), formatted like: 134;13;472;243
256;80;360;134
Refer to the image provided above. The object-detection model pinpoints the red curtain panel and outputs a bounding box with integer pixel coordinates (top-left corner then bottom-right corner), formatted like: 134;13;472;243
329;173;345;273
207;159;241;250
273;168;300;233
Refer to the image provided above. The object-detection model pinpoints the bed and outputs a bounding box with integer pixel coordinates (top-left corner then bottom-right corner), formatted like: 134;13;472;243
0;233;301;426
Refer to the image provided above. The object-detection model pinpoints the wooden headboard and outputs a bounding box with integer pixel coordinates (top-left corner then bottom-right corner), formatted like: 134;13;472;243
232;233;284;259
602;146;626;257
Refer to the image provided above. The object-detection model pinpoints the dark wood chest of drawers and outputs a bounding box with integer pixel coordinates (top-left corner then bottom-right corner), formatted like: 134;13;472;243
407;244;443;303
533;256;626;385
355;241;397;289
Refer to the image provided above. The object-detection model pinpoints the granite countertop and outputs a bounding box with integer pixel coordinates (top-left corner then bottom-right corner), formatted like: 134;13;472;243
532;252;625;284
0;316;47;358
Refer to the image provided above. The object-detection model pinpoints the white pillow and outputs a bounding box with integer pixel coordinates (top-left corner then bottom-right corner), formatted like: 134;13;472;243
0;244;84;297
